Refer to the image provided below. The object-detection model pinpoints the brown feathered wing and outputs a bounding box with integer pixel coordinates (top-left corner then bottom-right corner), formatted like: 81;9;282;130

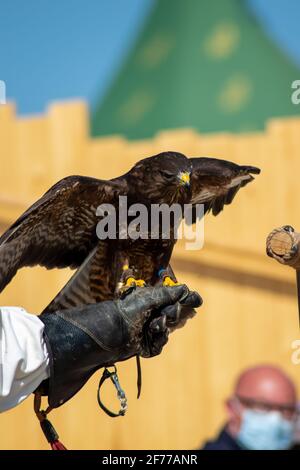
0;175;123;294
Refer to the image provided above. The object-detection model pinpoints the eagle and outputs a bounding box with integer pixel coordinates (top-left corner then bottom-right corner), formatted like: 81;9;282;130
0;151;260;328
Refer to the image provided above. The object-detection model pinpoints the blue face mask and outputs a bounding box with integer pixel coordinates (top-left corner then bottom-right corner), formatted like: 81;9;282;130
237;409;294;450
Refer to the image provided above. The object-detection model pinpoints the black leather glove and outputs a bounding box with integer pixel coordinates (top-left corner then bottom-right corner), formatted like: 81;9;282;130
39;285;202;409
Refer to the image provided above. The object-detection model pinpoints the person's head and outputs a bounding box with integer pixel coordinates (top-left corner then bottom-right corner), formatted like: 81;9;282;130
226;364;298;450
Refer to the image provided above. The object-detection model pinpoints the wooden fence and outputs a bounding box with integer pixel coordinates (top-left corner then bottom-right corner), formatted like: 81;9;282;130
0;100;300;449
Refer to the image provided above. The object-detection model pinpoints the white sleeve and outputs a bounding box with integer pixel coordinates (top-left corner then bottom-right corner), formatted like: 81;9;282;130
0;306;50;412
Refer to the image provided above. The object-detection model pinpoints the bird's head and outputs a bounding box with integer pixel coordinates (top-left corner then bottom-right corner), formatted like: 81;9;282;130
127;151;192;204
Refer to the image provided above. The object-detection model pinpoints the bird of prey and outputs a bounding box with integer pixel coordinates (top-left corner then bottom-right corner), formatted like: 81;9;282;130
0;151;260;326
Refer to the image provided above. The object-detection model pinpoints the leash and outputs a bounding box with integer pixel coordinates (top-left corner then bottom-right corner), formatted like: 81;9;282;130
97;365;128;417
97;357;142;413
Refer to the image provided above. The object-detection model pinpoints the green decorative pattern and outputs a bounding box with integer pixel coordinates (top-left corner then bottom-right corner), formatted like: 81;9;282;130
92;0;300;139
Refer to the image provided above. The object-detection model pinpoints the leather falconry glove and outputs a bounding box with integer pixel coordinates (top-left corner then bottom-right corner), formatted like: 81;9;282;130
38;284;202;410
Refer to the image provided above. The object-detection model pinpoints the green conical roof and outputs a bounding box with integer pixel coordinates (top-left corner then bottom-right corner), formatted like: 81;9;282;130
92;0;300;139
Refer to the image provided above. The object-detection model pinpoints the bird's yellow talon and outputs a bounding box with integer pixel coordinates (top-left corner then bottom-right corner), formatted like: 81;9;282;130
125;277;137;287
124;277;146;287
163;276;179;287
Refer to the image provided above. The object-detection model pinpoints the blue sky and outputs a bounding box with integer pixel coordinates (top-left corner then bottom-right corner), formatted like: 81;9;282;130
0;0;299;115
248;0;300;66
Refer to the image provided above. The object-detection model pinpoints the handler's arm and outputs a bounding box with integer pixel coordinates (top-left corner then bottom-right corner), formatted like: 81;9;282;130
0;285;202;412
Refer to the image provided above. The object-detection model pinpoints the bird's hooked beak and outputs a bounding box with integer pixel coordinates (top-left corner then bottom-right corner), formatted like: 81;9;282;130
178;171;190;187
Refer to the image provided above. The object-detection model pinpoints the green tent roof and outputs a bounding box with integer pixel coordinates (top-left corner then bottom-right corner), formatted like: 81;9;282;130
92;0;300;139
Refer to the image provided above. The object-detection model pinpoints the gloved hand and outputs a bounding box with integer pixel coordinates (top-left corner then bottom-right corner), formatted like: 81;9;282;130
141;286;202;356
39;285;202;409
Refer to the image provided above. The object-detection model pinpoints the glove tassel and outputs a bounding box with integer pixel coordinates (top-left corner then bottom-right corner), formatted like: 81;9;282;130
34;393;68;450
50;439;67;451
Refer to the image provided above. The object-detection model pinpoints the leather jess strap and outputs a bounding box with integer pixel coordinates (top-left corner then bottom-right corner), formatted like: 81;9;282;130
97;365;128;418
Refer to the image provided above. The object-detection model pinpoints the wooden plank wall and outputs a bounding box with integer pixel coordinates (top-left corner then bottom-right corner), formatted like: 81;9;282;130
0;100;300;449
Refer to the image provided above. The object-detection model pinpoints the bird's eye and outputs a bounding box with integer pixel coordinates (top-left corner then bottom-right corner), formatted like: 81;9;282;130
160;171;174;180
